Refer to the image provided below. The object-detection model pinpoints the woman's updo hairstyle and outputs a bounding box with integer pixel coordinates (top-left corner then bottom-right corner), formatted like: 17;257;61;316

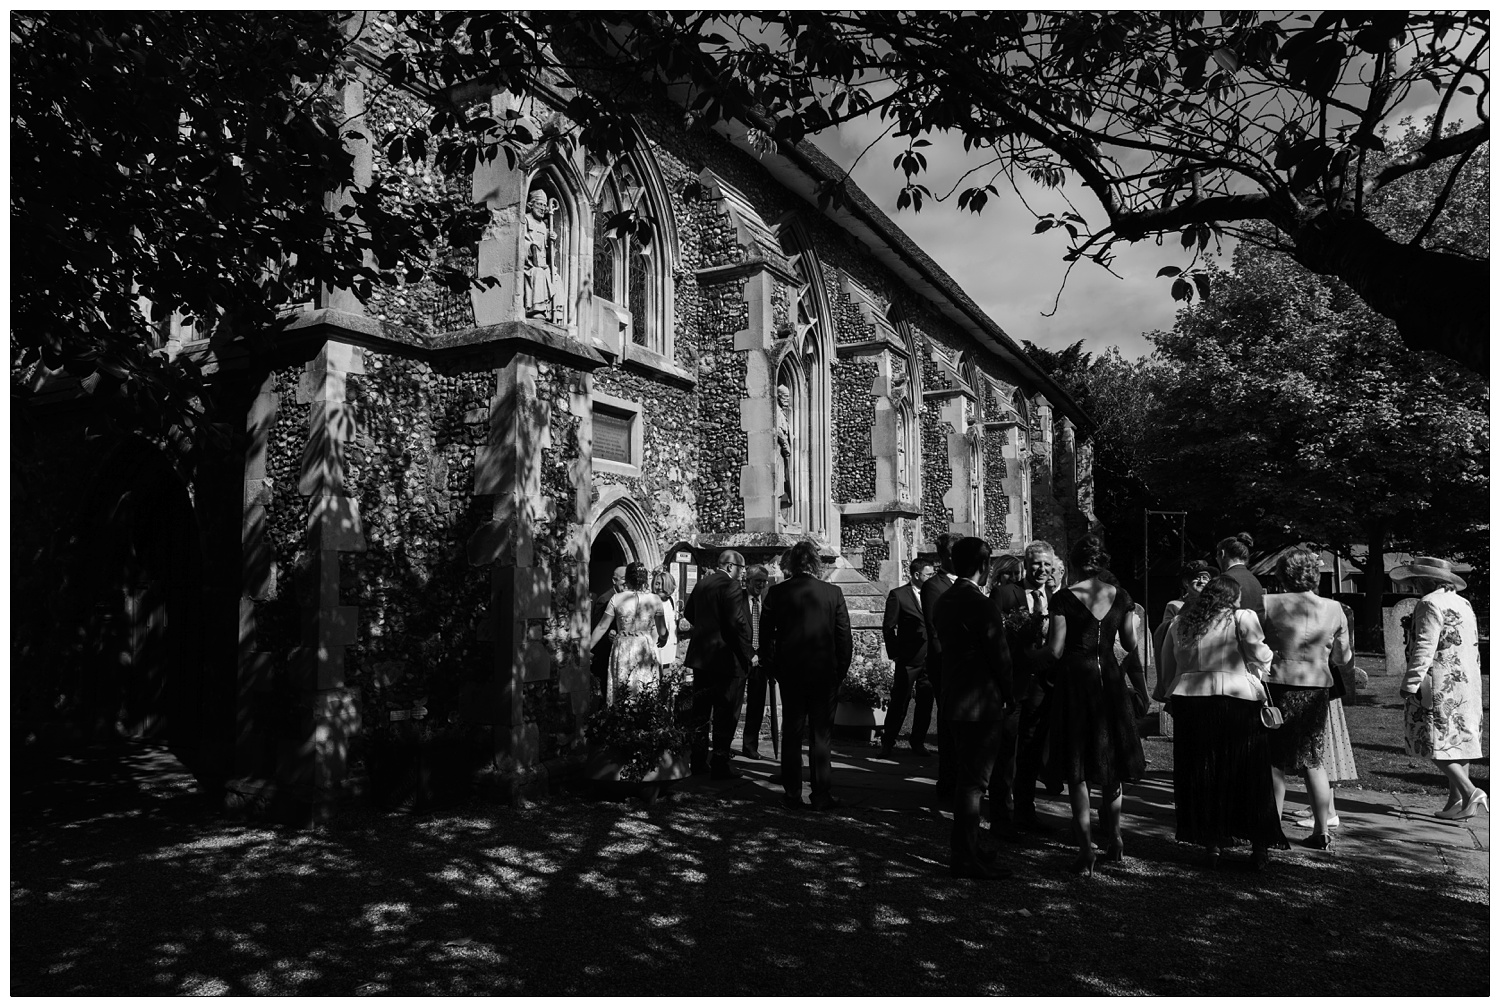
1216;531;1254;563
625;561;650;590
1070;534;1110;576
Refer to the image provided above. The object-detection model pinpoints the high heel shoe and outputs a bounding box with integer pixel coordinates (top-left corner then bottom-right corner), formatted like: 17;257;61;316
1103;838;1124;863
1299;832;1333;851
1070;848;1096;877
1437;789;1488;820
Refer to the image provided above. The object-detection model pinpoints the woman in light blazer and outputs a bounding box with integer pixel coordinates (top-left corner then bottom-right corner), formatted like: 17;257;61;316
1160;574;1287;870
1260;547;1354;851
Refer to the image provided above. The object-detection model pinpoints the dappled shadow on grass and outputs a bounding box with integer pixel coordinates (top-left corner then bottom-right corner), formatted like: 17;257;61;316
10;742;1489;996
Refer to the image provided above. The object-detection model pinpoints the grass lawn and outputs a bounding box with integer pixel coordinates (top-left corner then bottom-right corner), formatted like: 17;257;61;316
1144;653;1489;797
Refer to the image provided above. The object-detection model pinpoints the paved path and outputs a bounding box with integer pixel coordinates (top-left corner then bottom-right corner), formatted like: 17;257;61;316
685;736;1490;881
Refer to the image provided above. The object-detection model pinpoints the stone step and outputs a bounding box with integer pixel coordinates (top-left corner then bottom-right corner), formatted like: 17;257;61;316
850;611;885;630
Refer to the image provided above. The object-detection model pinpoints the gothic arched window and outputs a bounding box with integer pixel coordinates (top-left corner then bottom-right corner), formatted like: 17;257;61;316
591;152;674;355
775;218;834;538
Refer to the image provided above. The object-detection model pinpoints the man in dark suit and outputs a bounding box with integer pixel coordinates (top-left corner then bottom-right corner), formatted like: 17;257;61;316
934;536;1015;879
920;533;958;808
880;557;935;758
1216;532;1265;625
762;540;853;811
740;564;774;759
683;549;754;780
589;565;627;688
990;540;1060;835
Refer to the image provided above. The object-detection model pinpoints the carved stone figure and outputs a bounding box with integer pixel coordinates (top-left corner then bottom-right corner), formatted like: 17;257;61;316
523;188;560;322
895;407;911;500
774;383;794;509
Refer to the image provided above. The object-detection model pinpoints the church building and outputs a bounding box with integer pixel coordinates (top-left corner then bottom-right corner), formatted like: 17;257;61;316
13;21;1096;820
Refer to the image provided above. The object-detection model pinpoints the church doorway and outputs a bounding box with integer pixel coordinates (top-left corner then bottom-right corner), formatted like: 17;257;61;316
589;518;632;598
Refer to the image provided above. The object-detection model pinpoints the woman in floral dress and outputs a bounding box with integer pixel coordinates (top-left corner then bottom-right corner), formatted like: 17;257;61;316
1395;557;1486;820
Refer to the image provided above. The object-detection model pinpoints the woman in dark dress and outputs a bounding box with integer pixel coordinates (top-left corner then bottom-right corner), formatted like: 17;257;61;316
1043;535;1148;875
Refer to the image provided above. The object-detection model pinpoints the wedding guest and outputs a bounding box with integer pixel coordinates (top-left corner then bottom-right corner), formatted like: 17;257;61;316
1393;557;1486;821
1152;561;1217;702
933;536;1015;879
921;533;959;809
1043;535;1147;875
762;540;853;811
990;540;1062;835
880;557;935;758
740;565;774;760
1296;603;1359;831
683;550;754;780
588;562;669;702
1216;532;1264;625
987;554;1022;595
1160;574;1287;870
1261;547;1354;850
590;565;627;688
651;568;680;669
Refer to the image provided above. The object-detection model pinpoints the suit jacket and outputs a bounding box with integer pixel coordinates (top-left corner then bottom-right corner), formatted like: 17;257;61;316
761;573;853;690
683;570;753;676
1261;591;1352;688
881;581;927;672
1224;565;1266;625
933;579;1014;721
989;581;1055;697
920;572;956;684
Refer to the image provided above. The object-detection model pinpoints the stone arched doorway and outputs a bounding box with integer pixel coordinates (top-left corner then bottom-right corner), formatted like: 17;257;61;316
585;488;662;597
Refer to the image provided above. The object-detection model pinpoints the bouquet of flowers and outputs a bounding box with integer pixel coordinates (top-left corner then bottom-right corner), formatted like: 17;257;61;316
1002;607;1048;650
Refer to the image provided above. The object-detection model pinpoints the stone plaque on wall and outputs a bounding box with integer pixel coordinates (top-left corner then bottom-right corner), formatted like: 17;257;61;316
594;410;632;464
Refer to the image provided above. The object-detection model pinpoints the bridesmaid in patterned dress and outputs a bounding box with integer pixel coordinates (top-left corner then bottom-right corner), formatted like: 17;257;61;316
1394;557;1486;820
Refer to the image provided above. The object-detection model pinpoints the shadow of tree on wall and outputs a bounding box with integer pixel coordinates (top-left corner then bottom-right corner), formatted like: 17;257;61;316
11;743;1488;996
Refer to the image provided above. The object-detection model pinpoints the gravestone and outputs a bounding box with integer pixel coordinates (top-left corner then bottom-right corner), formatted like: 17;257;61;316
1382;597;1418;677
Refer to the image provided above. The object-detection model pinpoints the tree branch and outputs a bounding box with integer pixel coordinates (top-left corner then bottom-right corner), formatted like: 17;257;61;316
1368;121;1490;194
1111;192;1283;242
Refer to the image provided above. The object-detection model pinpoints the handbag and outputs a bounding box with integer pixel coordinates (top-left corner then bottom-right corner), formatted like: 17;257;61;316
1234;613;1282;729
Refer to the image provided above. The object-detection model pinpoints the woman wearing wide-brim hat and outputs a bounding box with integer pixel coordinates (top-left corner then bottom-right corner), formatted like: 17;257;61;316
1393;556;1486;820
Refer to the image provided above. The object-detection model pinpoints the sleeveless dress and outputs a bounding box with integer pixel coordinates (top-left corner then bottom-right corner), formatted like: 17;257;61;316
1042;587;1146;790
601;590;664;697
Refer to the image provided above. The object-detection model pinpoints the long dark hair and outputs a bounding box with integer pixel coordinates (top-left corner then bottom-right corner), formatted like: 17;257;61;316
1177;574;1240;642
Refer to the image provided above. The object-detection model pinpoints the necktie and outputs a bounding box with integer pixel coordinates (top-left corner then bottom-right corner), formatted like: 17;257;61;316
1032;589;1044;615
751;596;761;651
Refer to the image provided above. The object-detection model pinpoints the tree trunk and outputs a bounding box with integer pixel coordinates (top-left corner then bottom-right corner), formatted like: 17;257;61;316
1359;518;1389;651
1291;212;1488;376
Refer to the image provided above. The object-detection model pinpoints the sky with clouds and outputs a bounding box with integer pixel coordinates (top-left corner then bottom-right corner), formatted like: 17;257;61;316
818;116;1196;362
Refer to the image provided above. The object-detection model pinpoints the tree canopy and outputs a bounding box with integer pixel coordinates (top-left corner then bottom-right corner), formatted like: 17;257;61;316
596;11;1489;373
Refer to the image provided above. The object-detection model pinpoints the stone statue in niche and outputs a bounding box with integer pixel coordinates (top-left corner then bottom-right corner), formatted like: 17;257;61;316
523;188;560;322
775;383;794;509
895;407;910;500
